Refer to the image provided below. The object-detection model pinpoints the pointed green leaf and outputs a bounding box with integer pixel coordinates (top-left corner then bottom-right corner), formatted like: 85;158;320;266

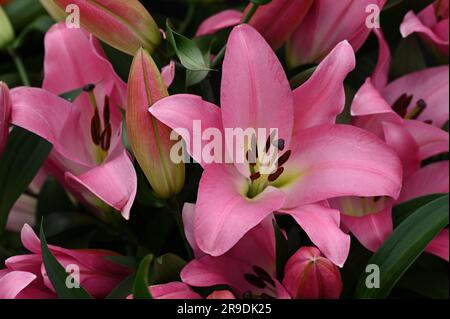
355;195;449;298
0;127;52;234
132;254;154;299
40;223;93;299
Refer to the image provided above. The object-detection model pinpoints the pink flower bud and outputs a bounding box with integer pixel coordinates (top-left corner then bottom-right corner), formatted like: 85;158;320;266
283;247;343;299
127;48;185;199
53;0;161;55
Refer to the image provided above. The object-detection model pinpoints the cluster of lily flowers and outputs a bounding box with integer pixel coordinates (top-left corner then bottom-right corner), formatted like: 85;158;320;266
0;0;448;299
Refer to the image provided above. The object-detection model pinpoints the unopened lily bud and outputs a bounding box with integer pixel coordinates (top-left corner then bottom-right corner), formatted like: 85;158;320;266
53;0;161;56
0;6;14;50
127;48;185;199
283;247;343;299
0;82;11;155
39;0;67;21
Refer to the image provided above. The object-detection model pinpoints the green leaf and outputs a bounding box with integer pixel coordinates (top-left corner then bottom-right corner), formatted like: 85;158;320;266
106;274;136;299
4;0;45;31
37;178;75;218
0;127;52;234
151;253;186;284
132;254;154;299
39;223;93;299
355;195;449;298
390;35;427;79
251;0;272;5
59;86;84;102
397;254;449;299
393;193;446;227
9;15;53;50
186;38;212;87
166;20;212;72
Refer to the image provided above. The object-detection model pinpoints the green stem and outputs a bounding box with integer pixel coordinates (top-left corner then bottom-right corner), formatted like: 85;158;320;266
8;48;30;86
178;4;196;35
168;198;193;260
211;2;260;69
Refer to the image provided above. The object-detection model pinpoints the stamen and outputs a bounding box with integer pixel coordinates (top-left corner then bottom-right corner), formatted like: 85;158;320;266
252;266;276;287
250;172;261;181
82;83;96;92
392;93;413;118
373;196;381;203
91;108;101;146
100;123;112;151
405;99;427;120
243;273;267;289
103;96;110;125
265;131;277;153
275;139;285;151
268;167;284;182
246;149;257;165
277;150;291;167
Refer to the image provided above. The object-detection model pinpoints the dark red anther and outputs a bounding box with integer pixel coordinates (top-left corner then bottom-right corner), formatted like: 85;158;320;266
268;167;284;182
265;131;277;153
392;93;413;118
100;123;112;151
277;150;292;167
91;108;101;146
243;273;267;289
275;139;285;151
253;266;276;287
103;96;110;125
83;83;96;92
250;172;261;181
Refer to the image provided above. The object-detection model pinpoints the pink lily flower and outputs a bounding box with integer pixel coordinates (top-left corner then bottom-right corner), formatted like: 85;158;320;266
287;0;387;66
150;203;343;299
0;81;10;155
0;224;132;299
283;247;342;299
196;0;314;50
400;0;449;56
331;29;449;260
9;23;137;219
150;25;402;267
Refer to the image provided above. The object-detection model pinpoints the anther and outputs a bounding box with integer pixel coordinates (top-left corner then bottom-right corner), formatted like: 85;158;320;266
277;150;291;167
406;99;427;119
243;273;267;289
91;108;101;146
265;131;277;153
100;123;112;151
268;167;284;182
250;172;261;181
392;93;413;118
252;266;276;287
373;196;381;203
103;96;110;125
82;83;96;92
275;139;285;151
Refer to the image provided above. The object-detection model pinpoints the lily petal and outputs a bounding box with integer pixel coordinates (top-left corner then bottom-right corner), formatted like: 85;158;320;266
221;24;294;175
403;120;449;160
399;161;449;203
382;121;421;177
149;282;201;299
150;94;223;167
279;125;402;209
425;229;449;262
0;271;37;299
382;66;449;128
65;150;137;219
293;41;355;133
0;82;11;155
196;10;242;37
194;164;285;257
340;206;393;252
280;204;350;267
